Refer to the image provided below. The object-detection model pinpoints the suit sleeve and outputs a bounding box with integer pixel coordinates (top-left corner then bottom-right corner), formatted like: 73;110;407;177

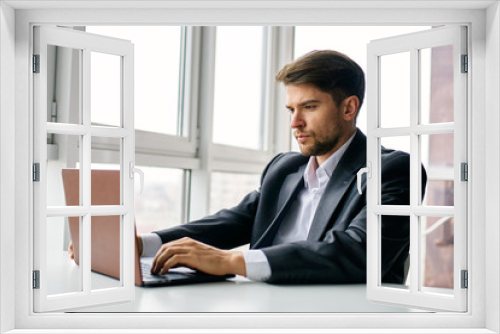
261;152;417;284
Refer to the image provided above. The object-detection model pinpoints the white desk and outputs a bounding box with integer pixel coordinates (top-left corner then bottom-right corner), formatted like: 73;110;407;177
48;250;422;313
80;276;423;313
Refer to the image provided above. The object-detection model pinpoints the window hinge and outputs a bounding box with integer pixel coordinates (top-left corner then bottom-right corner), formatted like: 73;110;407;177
461;270;468;289
461;162;468;181
33;163;40;182
33;54;40;73
461;54;468;73
33;270;40;289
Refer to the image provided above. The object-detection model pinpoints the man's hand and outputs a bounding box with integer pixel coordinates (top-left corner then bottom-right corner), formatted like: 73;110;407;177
151;237;246;277
68;241;74;260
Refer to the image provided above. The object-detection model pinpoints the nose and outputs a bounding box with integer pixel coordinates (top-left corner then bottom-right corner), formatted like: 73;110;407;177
290;111;305;129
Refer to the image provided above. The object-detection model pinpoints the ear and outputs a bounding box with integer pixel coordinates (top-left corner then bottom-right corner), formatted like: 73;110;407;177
342;96;360;121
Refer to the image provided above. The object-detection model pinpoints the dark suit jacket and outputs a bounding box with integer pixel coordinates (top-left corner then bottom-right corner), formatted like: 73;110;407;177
155;130;426;284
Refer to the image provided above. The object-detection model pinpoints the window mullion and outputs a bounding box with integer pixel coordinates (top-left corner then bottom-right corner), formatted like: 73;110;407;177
409;48;420;295
81;47;92;295
189;26;216;220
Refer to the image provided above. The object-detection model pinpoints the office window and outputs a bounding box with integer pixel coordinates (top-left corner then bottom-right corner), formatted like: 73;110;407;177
134;166;188;233
209;172;260;214
212;26;267;150
86;26;185;136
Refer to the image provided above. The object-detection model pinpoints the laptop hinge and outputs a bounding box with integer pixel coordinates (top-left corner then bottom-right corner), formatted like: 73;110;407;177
33;270;40;289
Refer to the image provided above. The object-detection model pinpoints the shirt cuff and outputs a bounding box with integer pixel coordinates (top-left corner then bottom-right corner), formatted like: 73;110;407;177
139;233;162;257
242;249;271;282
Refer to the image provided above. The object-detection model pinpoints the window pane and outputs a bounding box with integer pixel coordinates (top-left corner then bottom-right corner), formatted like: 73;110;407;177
420;133;454;206
91;52;121;127
380;215;410;290
91;215;122;291
91;137;122;206
380;136;411;205
48;135;81;207
47;44;82;125
380;52;411;128
212;26;265;150
134;166;186;233
47;216;82;296
420;45;454;124
86;26;183;136
209;172;260;214
420;216;454;294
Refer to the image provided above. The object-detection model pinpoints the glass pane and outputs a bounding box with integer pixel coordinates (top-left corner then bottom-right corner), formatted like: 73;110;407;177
380;52;411;128
47;44;82;125
48;135;81;206
134;166;186;234
47;216;82;296
91;137;122;206
420;133;454;206
91;51;121;127
209;172;260;214
380;136;411;205
420;216;454;295
420;45;454;124
86;26;183;136
380;215;411;290
212;26;265;150
91;215;122;290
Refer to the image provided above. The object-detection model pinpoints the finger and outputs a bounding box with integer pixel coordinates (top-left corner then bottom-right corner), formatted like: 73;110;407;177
160;254;192;275
68;243;74;260
151;244;171;273
152;245;188;274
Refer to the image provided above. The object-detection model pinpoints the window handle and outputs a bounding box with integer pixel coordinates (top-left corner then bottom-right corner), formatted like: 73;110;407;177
129;162;144;194
356;162;371;195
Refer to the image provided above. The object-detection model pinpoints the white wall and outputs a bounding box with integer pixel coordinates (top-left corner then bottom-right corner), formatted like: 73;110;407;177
0;2;16;333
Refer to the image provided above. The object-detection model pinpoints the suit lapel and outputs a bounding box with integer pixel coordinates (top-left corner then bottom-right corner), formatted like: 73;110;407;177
307;130;367;241
253;164;306;248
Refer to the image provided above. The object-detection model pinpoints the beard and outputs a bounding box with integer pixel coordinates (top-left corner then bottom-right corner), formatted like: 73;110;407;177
297;131;340;157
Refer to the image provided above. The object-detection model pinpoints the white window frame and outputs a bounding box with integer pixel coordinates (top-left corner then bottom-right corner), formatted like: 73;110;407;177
32;25;136;312
366;26;468;312
189;26;285;219
132;26;200;160
2;2;499;333
88;26;200;165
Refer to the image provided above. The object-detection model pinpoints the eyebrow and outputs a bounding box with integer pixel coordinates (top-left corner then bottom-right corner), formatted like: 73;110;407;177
286;99;321;109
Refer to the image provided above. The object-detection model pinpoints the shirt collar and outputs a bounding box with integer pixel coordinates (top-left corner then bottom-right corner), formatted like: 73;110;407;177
303;131;357;189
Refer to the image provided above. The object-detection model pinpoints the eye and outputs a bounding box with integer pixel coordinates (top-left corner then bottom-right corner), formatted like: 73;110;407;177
305;105;317;110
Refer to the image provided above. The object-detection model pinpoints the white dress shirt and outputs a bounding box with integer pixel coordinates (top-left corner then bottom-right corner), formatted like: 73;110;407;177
141;133;356;281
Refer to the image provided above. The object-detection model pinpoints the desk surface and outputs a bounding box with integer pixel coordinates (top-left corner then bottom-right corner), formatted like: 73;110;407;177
48;250;421;313
80;276;422;313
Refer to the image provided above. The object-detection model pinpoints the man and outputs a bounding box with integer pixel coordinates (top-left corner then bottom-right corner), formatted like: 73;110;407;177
139;50;422;284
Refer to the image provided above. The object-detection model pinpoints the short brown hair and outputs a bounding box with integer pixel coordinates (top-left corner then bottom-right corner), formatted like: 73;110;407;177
276;50;365;109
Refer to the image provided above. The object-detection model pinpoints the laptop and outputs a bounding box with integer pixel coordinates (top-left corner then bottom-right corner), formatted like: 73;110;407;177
61;168;234;287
